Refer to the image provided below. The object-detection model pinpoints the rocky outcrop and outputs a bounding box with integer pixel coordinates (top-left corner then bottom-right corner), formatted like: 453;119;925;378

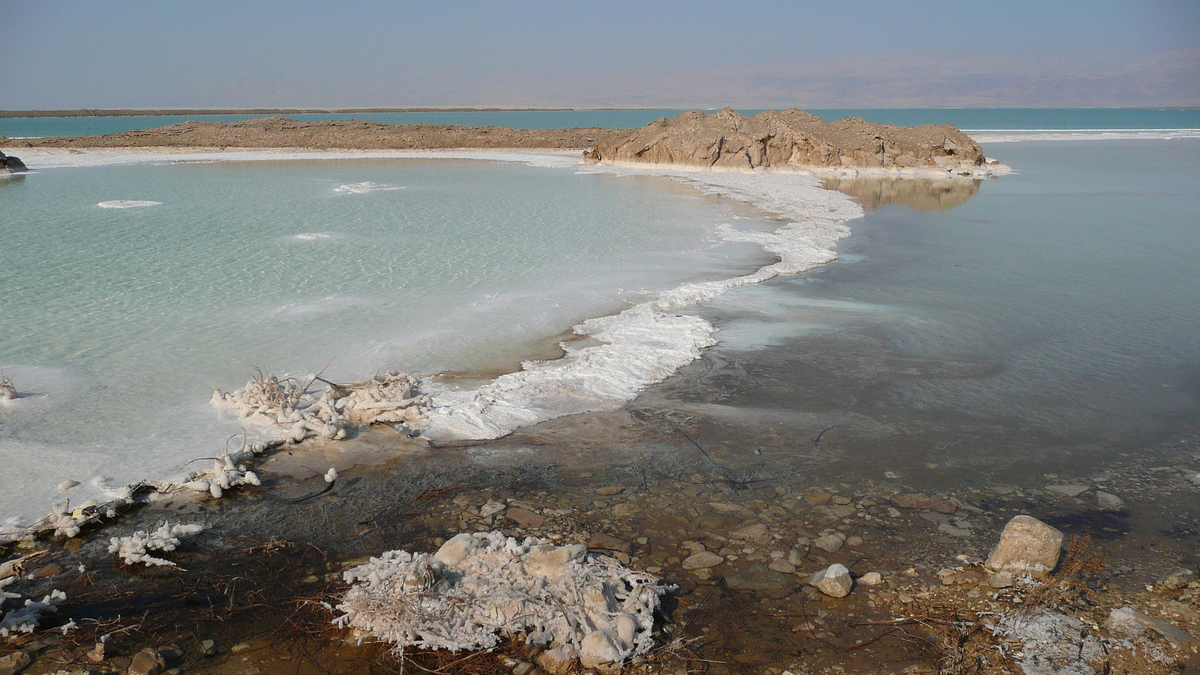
0;150;28;173
583;108;996;174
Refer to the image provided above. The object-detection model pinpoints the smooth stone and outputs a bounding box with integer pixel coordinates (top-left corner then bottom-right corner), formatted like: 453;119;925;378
804;491;832;506
725;562;791;591
505;507;545;528
126;648;166;675
768;559;797;574
1046;484;1090;498
937;522;973;538
859;572;883;586
988;571;1015;588
586;533;631;554
0;651;32;675
728;522;772;545
682;551;725;570
807;563;853;598
985;515;1063;579
1096;491;1125;510
812;533;845;553
595;486;624;496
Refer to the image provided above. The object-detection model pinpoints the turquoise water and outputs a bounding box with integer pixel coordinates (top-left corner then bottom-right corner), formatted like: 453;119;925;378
713;139;1200;447
0;158;762;522
3;108;1198;138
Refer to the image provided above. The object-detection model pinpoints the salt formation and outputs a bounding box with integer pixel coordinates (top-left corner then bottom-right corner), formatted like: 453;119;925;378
108;521;204;567
212;370;429;443
335;532;671;670
180;453;261;499
0;373;16;402
96;200;162;208
1;589;65;639
992;611;1107;674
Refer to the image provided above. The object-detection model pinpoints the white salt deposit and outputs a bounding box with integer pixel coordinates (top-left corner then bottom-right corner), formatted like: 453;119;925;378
108;521;204;567
96;200;162;208
336;532;670;669
0;588;65;638
421;166;864;441
289;231;356;242
332;181;404;194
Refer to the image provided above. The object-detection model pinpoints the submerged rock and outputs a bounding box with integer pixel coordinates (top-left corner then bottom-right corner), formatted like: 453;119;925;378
584;108;997;174
0;151;28;174
985;515;1063;579
807;563;853;598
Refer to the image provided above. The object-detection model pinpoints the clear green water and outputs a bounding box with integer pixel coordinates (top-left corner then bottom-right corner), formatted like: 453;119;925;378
3;108;1198;138
0;158;760;521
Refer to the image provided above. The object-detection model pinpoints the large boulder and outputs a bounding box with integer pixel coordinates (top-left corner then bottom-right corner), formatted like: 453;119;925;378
985;515;1063;578
0;150;28;173
584;108;991;173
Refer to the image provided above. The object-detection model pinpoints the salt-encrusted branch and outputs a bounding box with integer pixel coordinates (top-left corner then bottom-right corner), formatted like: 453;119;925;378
108;521;205;568
212;369;430;444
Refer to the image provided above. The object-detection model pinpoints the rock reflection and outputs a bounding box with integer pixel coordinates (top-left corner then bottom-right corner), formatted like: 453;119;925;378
820;176;981;211
0;174;27;188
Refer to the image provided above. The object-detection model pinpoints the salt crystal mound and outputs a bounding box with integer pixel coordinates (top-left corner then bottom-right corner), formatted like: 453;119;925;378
421;168;863;441
332;181;404;194
108;521;204;567
1;588;65;638
96;200;162;208
211;370;430;444
335;532;670;667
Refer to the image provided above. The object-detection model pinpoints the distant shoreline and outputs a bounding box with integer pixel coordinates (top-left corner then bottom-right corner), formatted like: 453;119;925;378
0;107;629;118
2;106;1199;119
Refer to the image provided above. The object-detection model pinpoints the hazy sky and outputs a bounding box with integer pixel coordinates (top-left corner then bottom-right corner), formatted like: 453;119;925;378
2;0;1197;109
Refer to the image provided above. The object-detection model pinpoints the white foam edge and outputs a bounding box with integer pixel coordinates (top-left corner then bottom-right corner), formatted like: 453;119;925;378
420;165;866;441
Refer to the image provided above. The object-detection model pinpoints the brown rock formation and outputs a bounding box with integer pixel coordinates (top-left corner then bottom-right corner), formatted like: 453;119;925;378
0;150;28;173
583;108;990;172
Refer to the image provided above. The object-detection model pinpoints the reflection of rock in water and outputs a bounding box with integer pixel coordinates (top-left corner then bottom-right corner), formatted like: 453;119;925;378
820;176;981;211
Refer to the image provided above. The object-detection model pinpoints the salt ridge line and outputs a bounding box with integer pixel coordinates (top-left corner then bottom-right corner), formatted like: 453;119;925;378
419;167;864;441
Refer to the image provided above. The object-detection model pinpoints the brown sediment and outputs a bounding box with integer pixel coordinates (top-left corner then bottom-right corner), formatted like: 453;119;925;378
0;116;625;150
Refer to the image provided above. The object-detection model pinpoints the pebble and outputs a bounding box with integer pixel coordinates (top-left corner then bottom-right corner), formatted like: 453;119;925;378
807;564;853;598
682;551;725;570
804;491;833;506
859;572;883;586
768;559;797;574
1046;484;1090;498
812;533;845;553
1096;491;1125;510
595;486;624;496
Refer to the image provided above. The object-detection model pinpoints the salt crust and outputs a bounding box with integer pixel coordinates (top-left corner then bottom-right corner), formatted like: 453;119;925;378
1;586;65;639
96;200;162;208
336;532;670;669
420;165;865;440
211;370;430;445
108;521;204;567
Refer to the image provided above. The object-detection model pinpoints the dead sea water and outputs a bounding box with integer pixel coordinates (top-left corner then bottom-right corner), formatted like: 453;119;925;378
0;157;772;523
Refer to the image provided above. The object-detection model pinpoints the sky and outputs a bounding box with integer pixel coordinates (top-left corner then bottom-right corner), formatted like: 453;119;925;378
1;0;1197;109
